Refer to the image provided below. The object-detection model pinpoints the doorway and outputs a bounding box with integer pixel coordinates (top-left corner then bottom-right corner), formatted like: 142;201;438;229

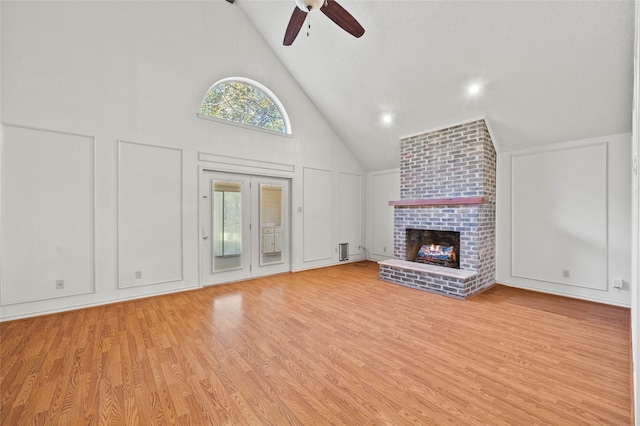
200;171;290;285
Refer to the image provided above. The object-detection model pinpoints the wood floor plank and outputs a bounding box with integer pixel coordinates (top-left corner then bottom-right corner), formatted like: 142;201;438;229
1;262;632;424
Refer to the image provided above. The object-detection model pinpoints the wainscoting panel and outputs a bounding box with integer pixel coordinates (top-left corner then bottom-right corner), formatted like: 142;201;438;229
117;141;183;288
511;142;608;290
303;167;332;262
1;124;95;304
339;172;362;256
371;171;400;258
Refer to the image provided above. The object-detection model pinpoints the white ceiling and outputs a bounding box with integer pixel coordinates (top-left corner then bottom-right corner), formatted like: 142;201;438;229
235;0;635;171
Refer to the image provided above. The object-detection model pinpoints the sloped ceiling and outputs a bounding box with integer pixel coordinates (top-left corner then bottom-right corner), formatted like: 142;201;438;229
234;0;635;171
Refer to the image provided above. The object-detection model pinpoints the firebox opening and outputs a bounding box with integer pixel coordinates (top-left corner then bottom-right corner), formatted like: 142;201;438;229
406;229;461;269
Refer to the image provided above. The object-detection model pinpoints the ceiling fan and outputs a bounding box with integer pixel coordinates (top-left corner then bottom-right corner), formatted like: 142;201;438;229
283;0;365;46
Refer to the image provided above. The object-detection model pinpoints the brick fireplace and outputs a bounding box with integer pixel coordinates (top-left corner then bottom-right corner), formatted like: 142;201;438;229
379;119;496;299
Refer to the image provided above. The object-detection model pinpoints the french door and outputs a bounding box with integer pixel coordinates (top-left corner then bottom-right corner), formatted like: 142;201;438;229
200;171;290;285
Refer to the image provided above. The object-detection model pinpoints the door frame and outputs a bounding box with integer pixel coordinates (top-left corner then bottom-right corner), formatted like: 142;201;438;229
250;176;291;279
200;171;252;285
198;165;294;287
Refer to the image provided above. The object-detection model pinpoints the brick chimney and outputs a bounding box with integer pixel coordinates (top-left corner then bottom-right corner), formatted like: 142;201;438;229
379;119;496;299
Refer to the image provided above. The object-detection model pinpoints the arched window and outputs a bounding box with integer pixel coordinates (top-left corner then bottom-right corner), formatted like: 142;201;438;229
199;77;291;135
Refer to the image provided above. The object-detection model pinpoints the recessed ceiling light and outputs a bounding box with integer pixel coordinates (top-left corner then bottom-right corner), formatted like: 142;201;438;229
468;83;481;95
382;113;393;124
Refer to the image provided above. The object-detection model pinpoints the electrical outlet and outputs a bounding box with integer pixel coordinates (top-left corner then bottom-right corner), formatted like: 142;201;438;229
613;278;623;289
56;279;64;289
135;270;142;279
562;269;570;279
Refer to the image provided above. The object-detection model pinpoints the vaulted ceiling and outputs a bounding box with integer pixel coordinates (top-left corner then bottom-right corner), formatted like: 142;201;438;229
234;0;635;171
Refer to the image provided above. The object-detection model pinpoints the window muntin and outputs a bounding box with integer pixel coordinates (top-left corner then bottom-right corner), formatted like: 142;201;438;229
200;78;290;134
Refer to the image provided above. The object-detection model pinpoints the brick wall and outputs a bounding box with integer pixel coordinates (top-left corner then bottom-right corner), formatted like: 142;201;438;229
401;121;492;200
385;119;496;298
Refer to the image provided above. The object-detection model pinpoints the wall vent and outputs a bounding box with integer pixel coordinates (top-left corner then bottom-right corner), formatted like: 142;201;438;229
339;243;349;261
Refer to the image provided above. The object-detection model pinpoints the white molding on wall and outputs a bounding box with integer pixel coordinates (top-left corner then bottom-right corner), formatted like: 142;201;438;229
0;285;201;323
631;1;639;419
367;168;400;260
196;114;294;139
369;169;401;177
0;123;96;143
496;133;631;307
501;281;630;309
302;167;333;263
300;255;333;263
1;124;3;302
199;152;295;177
1;123;96;305
116;140;184;289
509;142;609;290
338;171;364;257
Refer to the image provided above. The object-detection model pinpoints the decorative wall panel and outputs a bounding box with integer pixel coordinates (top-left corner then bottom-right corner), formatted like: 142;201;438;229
511;143;608;290
339;172;362;256
303;168;332;262
2;125;95;304
118;141;183;288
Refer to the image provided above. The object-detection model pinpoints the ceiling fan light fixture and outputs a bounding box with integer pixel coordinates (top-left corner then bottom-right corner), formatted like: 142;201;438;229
295;0;324;12
284;0;364;46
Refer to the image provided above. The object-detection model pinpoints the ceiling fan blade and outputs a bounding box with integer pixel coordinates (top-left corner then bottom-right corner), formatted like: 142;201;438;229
320;0;364;38
283;7;307;46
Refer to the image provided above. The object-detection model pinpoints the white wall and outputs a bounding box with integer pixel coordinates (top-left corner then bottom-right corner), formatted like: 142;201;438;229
631;0;639;420
302;167;333;263
510;143;608;290
3;126;95;303
365;169;399;261
338;172;363;259
117;141;184;288
497;133;632;307
0;1;364;320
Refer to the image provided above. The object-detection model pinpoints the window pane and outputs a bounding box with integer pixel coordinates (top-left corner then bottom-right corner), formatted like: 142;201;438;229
201;81;287;133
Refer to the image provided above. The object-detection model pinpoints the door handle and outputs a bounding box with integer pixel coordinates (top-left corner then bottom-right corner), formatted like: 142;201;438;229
202;229;208;240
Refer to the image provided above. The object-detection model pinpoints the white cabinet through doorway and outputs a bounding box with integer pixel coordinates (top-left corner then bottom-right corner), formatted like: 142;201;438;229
262;226;283;254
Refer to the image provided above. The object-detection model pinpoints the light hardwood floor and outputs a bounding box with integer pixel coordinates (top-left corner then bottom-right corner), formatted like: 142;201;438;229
1;262;631;425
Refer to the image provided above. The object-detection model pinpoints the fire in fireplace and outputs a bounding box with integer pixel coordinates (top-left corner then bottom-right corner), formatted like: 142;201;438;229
417;244;456;263
406;229;461;269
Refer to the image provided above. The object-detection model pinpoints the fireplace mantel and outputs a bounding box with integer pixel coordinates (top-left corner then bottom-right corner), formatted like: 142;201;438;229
388;197;485;207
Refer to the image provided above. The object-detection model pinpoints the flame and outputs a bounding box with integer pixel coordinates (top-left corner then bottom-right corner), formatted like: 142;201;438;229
421;244;456;261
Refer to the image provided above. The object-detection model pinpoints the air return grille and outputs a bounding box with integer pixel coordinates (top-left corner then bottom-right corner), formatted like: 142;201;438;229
339;243;349;261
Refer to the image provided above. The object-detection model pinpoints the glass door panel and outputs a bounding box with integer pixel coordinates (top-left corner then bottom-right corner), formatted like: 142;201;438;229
201;171;290;286
213;180;242;271
251;176;290;278
201;172;251;285
260;184;284;266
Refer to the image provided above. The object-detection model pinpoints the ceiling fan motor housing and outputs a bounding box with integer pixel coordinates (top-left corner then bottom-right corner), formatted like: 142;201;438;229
295;0;325;12
284;0;363;46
